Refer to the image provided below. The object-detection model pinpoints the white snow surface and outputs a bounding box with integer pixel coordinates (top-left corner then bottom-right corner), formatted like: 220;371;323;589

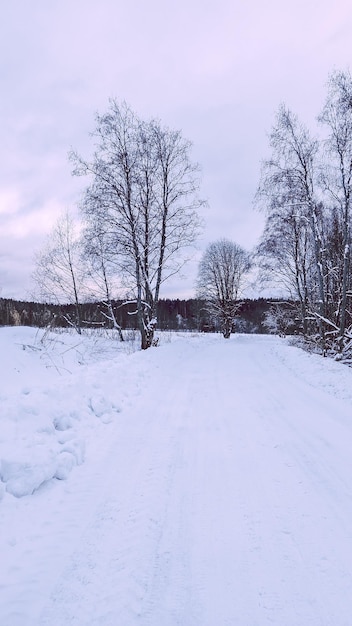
1;327;352;625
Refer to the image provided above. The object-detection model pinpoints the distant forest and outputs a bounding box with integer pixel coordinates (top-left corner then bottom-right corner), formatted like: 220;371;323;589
0;297;295;335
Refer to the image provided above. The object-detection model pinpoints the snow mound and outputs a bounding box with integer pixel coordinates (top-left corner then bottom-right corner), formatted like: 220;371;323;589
0;327;136;498
2;456;58;498
55;451;78;480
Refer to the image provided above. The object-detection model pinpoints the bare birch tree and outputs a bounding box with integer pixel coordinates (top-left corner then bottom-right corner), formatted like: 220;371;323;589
70;101;204;349
197;239;250;338
319;69;352;349
255;105;327;348
33;210;85;333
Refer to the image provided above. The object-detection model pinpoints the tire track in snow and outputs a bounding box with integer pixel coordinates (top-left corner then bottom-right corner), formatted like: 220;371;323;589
38;344;203;625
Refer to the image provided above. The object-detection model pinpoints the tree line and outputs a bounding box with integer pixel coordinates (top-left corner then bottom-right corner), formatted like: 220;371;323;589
0;296;288;335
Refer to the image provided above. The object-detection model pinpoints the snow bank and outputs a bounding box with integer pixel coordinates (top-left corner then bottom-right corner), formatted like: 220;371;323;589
0;327;141;498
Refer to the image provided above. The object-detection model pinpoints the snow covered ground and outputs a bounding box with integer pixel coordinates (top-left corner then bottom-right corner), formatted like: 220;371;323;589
1;327;352;625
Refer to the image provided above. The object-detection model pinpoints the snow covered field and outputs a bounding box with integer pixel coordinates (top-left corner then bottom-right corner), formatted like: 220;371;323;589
1;327;352;625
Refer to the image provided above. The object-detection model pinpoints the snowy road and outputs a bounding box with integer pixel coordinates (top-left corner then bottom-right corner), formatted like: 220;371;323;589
1;332;352;625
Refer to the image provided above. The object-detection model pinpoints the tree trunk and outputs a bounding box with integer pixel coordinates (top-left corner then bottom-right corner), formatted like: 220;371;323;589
338;240;350;351
309;202;326;353
222;319;232;338
141;326;154;350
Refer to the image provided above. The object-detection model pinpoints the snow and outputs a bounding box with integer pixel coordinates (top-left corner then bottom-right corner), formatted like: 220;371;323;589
1;327;352;625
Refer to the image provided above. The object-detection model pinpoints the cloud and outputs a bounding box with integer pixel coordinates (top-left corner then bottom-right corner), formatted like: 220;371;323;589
0;189;21;216
1;200;63;239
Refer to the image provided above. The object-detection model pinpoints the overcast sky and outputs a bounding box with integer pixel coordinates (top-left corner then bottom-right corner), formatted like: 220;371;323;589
1;0;352;300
